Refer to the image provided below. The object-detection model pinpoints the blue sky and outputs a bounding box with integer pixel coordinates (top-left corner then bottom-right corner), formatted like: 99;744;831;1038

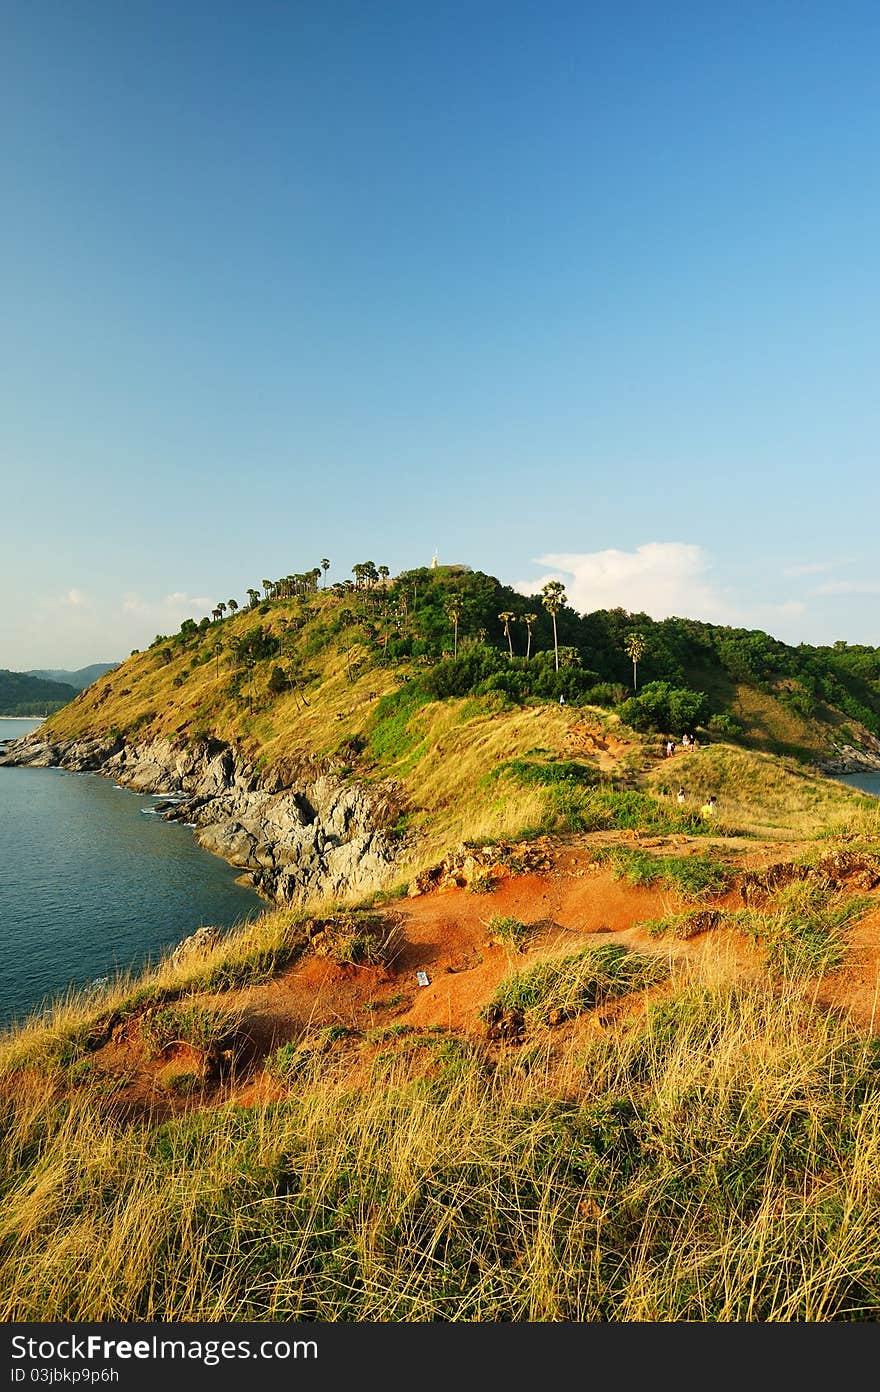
2;0;878;667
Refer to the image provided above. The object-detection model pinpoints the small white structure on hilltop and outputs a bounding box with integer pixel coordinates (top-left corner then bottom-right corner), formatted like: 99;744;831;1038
430;551;472;573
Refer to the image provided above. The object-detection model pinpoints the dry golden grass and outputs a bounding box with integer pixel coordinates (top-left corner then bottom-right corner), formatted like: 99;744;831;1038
17;591;880;1320
389;699;568;861
3;947;880;1321
730;682;828;757
648;741;880;840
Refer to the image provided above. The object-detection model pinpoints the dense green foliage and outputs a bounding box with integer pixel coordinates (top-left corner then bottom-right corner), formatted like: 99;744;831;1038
374;567;880;738
0;670;77;715
140;560;880;743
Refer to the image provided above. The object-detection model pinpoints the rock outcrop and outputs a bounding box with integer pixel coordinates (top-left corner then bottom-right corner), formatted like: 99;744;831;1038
817;742;880;775
407;838;555;896
815;727;880;774
0;731;401;904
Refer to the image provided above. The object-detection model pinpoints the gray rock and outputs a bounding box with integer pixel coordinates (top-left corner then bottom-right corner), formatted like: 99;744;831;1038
2;729;402;905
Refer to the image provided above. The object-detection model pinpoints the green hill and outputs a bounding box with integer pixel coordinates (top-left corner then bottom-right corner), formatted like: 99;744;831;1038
44;560;880;770
0;669;78;716
27;662;119;691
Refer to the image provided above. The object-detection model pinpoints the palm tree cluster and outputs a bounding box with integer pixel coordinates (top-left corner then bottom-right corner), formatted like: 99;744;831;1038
206;563;333;624
169;550;654;712
258;569;324;602
351;561;390;589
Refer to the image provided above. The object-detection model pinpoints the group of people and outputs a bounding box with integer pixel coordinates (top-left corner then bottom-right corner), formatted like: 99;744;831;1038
664;732;699;757
663;732;715;818
676;784;717;819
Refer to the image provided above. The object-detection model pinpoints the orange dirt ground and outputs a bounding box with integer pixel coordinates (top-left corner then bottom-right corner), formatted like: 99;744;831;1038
79;833;880;1118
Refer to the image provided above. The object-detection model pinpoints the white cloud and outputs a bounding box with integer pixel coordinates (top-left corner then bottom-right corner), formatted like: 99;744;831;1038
55;587;90;608
514;542;809;635
121;591;214;620
812;580;880;597
782;561;834;578
515;542;739;624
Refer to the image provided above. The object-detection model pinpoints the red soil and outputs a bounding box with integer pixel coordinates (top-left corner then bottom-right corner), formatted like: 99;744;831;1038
79;833;880;1118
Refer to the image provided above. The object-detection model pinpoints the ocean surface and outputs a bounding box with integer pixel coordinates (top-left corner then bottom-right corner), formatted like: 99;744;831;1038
0;718;263;1028
834;771;880;800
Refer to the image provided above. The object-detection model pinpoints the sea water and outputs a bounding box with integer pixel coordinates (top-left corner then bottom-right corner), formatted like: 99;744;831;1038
834;771;880;800
0;718;262;1028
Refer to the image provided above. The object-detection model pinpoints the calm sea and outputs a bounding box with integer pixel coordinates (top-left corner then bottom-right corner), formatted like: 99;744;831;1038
834;771;880;800
0;718;262;1028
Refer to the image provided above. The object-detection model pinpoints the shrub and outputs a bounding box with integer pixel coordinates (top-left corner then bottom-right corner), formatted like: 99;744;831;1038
482;942;667;1024
140;1003;230;1058
708;713;745;737
618;682;710;735
486;914;532;947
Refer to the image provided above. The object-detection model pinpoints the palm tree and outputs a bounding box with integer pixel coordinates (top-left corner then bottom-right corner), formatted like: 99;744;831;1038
211;608;221;623
445;595;464;657
217;602;227;620
498;611;517;659
522;612;538;661
624;631;647;690
247;588;260;609
227;598;238;617
262;579;272;600
321;558;330;587
541;581;567;671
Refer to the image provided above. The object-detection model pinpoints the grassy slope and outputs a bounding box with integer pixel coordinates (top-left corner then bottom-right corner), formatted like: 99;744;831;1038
43;597;597;873
44;591;879;860
9;590;880;1320
4;946;880;1320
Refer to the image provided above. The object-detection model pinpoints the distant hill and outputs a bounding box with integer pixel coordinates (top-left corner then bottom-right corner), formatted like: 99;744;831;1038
27;663;119;691
38;561;880;772
0;670;78;716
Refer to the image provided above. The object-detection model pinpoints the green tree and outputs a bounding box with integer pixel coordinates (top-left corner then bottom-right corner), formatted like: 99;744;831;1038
498;611;517;659
321;558;330;586
522;612;538;661
445;594;464;657
624;631;647;691
541;581;567;671
227;598;238;616
267;665;288;696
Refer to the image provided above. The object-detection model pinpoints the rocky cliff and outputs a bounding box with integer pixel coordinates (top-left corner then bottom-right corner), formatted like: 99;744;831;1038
0;730;401;904
816;737;880;775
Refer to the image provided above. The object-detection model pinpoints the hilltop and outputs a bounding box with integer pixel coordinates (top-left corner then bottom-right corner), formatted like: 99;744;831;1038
35;561;880;768
5;561;880;1321
27;661;119;691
